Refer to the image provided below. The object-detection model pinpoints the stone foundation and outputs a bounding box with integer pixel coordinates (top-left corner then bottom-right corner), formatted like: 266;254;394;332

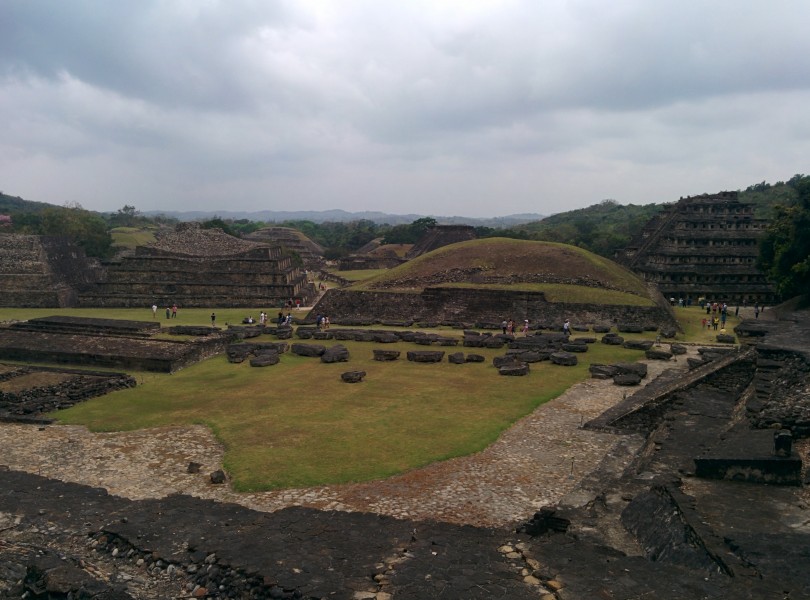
310;287;680;331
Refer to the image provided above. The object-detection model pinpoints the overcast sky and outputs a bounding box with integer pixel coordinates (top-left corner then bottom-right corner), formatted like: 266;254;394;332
1;1;809;218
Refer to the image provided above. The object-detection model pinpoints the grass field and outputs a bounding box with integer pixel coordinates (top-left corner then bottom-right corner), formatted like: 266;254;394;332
0;305;738;491
329;268;389;282
110;226;158;249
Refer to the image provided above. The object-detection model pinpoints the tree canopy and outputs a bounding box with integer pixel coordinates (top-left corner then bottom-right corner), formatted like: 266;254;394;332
12;203;113;259
758;175;810;299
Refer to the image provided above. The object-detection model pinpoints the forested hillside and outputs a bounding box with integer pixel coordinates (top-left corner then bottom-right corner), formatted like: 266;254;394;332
480;200;661;258
1;174;806;262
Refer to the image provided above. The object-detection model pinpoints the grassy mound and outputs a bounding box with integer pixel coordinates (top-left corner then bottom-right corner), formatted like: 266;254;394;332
351;238;653;304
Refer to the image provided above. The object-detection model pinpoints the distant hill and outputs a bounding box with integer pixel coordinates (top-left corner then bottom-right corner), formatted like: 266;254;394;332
0;192;54;215
143;209;545;227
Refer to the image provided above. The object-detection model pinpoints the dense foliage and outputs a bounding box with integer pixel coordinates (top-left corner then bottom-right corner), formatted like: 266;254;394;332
278;219;384;258
739;174;804;218
10;203;114;259
200;216;263;237
757;175;810;298
380;217;437;244
478;200;662;258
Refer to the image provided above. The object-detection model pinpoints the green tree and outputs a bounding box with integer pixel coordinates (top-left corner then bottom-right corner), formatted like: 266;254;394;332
109;204;140;227
381;217;437;244
758;176;810;298
200;216;237;236
14;204;113;258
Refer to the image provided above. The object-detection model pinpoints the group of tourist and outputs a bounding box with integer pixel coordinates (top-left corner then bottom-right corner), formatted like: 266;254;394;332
499;318;571;337
314;314;330;330
698;299;767;331
151;303;178;319
701;301;729;331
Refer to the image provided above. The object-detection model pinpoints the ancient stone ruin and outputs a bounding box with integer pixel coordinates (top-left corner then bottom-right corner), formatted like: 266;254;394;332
79;223;315;308
0;316;229;373
310;287;680;332
0;363;135;422
405;224;477;259
1;307;810;597
0;234;101;307
243;226;324;268
616;191;776;305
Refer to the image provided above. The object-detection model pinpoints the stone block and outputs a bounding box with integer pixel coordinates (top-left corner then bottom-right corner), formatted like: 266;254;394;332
561;343;588;353
645;348;673;361
321;345;350;363
250;353;279;367
623;339;654;351
499;363;530;376
372;349;401;361
550;352;577;366
291;343;326;357
589;364;618;379
341;370;366;383
601;334;624;345
614;362;648;378
613;373;641;386
407;350;445;363
448;352;466;364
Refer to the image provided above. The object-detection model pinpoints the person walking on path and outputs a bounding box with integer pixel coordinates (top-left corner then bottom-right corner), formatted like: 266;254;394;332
151;304;157;319
171;304;178;319
211;312;216;327
165;307;171;319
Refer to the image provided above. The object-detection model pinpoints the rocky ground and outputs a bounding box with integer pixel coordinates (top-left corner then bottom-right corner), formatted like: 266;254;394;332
1;313;809;598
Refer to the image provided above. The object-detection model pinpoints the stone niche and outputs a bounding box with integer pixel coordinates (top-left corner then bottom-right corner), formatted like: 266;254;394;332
616;191;776;305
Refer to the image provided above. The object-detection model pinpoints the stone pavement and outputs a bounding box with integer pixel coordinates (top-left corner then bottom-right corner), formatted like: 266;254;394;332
0;352;694;528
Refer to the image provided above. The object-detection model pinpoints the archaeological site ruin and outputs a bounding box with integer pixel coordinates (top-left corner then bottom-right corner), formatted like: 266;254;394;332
0;223;316;309
0;208;808;598
616;191;777;305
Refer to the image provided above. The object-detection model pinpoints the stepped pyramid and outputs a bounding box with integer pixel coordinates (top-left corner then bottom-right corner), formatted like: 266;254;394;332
243;226;324;266
615;191;776;304
79;223;315;308
0;234;99;307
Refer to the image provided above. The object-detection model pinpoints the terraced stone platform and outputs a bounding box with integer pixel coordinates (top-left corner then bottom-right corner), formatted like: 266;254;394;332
0;316;226;372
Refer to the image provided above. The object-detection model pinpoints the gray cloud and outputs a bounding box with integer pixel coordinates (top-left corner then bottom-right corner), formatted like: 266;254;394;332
1;0;809;217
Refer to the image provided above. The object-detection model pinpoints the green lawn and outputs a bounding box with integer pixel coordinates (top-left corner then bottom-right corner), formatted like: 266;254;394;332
0;307;303;327
328;268;389;282
110;226;158;249
1;306;731;491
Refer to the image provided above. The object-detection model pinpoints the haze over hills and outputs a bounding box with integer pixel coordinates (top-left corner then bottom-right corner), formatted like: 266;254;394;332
141;209;545;227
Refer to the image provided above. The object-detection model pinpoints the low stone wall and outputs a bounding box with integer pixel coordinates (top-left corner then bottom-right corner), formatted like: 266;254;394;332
310;287;680;330
0;365;136;421
0;330;229;373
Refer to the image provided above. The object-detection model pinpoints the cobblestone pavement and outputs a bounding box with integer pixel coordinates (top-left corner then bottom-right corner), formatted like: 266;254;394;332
0;354;694;528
